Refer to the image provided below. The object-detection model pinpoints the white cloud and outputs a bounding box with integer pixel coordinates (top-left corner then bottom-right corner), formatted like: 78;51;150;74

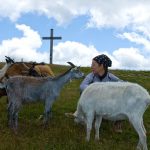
53;41;100;66
112;47;150;70
0;24;48;62
1;0;150;29
86;1;150;29
0;24;150;70
0;1;150;70
118;32;150;52
53;43;150;70
0;0;88;24
0;24;101;66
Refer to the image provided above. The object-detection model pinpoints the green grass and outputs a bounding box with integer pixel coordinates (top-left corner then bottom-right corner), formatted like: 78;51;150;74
0;64;150;150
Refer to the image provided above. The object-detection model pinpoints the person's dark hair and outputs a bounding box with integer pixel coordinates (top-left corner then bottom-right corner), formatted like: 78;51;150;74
93;54;112;68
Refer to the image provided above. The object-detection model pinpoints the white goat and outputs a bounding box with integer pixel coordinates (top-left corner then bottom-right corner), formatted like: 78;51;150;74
0;56;14;78
74;82;150;150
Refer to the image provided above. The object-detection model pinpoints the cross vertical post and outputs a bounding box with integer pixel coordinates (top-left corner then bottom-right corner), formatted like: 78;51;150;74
50;29;53;64
42;29;62;64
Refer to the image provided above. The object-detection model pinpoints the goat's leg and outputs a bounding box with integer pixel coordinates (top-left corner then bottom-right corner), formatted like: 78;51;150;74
86;112;94;142
129;115;147;150
13;102;21;130
9;101;20;133
14;113;18;130
7;102;14;128
43;111;50;127
94;115;102;141
12;110;19;134
43;99;54;126
8;111;13;128
7;103;11;127
141;119;146;135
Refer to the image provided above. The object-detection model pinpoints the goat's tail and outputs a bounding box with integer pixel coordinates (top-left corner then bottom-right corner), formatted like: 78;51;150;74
0;75;9;89
7;100;13;122
146;97;150;106
0;82;5;89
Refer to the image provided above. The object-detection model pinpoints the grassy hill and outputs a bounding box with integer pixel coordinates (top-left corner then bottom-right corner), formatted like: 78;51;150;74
0;63;150;150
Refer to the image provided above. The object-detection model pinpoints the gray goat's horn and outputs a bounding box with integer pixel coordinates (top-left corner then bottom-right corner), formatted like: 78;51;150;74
67;62;76;67
5;56;15;63
5;56;12;60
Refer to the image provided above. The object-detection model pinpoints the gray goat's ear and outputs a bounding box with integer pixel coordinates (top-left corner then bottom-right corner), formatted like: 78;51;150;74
74;66;80;70
71;66;80;72
67;62;76;67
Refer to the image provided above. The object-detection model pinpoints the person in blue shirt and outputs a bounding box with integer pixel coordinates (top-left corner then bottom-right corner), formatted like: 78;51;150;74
80;54;121;92
66;54;123;132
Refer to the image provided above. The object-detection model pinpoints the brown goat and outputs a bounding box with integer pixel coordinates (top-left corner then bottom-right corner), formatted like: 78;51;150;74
5;62;32;76
5;62;55;77
34;65;55;77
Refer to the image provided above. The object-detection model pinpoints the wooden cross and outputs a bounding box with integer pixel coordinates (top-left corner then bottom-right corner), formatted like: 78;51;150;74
42;29;62;64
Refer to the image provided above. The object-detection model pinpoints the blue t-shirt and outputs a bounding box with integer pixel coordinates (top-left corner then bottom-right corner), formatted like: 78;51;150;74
80;72;122;92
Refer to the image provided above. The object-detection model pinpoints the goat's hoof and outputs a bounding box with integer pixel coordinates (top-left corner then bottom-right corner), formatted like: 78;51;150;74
136;147;141;150
11;128;18;135
95;137;99;141
43;122;48;129
38;115;44;120
86;137;90;142
14;130;18;135
65;112;74;118
114;129;123;133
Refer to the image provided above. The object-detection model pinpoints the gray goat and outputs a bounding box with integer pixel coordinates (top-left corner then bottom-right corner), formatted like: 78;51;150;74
4;62;84;132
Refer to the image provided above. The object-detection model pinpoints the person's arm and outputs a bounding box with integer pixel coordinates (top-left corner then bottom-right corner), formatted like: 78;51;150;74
108;73;123;82
80;73;94;92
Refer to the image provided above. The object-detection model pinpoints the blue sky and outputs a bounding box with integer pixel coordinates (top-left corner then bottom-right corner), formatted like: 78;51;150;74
0;0;150;70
